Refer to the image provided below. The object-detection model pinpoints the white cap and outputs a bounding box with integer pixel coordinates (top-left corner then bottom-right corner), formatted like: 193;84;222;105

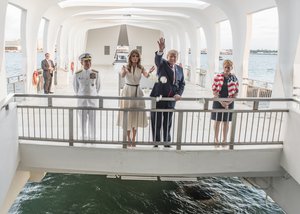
78;53;92;61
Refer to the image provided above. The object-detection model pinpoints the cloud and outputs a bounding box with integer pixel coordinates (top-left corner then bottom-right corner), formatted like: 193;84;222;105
251;8;278;50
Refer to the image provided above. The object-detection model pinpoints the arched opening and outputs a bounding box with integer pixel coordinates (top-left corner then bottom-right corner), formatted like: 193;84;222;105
199;27;207;70
249;8;278;83
219;20;233;70
185;32;191;80
197;27;208;87
37;18;46;68
4;3;23;93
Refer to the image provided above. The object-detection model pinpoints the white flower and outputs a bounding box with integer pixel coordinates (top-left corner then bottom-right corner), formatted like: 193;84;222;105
160;76;167;84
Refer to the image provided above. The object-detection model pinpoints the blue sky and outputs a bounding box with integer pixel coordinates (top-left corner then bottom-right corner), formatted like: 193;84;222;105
5;5;278;50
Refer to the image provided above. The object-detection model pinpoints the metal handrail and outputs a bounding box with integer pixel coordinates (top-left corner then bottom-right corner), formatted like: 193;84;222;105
0;93;15;110
7;74;26;84
17;105;287;148
14;93;299;108
14;94;292;150
243;77;273;86
14;93;296;102
7;74;26;94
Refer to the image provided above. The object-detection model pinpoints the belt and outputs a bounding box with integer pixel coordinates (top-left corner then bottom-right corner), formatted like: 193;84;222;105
125;83;139;97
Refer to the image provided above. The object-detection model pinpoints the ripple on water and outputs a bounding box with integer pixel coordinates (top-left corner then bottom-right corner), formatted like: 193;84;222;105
9;174;284;214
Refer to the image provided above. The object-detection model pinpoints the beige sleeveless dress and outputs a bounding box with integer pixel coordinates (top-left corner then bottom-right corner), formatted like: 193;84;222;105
117;66;148;130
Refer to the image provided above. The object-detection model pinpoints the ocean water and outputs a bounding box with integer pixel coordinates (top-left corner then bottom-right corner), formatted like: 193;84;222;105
5;52;44;77
200;54;277;83
9;174;283;214
6;52;44;93
5;52;283;213
5;52;277;81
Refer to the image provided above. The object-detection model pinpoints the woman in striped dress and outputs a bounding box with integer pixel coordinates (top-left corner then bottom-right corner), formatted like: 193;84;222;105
211;59;239;146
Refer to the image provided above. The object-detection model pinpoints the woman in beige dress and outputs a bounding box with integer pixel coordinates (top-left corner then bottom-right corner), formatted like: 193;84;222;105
117;49;155;147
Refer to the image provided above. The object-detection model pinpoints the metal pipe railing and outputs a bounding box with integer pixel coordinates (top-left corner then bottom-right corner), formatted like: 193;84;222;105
7;74;26;94
14;94;294;150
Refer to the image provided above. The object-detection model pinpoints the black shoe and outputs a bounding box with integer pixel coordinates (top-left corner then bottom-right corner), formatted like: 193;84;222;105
49;92;54;94
164;145;171;148
153;145;158;148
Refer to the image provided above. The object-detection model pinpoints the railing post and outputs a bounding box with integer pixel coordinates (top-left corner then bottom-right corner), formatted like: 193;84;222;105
253;100;259;110
176;112;183;150
229;112;237;150
54;70;57;85
151;97;156;109
69;109;74;146
203;98;209;110
99;98;103;108
48;97;53;107
122;110;128;148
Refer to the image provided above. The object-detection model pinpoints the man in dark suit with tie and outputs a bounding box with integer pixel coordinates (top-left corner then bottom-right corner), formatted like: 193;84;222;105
41;53;55;94
150;37;185;147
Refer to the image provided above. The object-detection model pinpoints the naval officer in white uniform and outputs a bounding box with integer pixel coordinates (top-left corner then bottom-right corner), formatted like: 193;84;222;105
73;53;101;140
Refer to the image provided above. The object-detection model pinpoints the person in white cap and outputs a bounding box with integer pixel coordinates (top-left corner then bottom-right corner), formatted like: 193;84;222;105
73;53;101;140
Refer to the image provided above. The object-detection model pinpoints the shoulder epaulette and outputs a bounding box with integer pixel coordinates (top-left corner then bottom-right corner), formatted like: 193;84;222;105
91;69;99;73
75;69;83;74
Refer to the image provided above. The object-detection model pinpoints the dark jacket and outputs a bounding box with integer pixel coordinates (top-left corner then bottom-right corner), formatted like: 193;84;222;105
150;51;185;108
41;59;55;73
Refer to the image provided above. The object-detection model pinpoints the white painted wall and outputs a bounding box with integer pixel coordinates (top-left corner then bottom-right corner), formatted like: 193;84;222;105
280;109;300;184
86;25;160;66
19;144;282;177
127;25;160;66
0;103;20;212
86;26;120;66
255;175;300;214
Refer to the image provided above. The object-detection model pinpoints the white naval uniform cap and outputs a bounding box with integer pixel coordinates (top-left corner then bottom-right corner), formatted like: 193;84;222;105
79;53;92;61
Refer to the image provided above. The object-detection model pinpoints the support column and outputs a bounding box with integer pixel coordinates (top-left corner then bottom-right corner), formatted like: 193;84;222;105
196;28;202;73
0;1;8;100
205;22;220;91
230;13;252;98
273;0;300;98
179;31;186;69
187;28;199;83
43;18;49;53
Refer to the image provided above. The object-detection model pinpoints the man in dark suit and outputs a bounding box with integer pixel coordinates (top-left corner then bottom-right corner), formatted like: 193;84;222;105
150;37;185;147
41;53;55;94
